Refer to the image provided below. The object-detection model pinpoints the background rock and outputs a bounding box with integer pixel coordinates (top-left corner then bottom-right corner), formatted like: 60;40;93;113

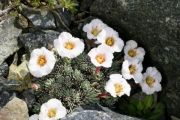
22;89;36;110
0;62;9;77
0;91;16;108
80;0;95;11
21;5;56;29
21;5;72;30
62;105;140;120
0;17;22;65
18;30;60;52
90;0;180;117
0;97;29;120
0;77;21;92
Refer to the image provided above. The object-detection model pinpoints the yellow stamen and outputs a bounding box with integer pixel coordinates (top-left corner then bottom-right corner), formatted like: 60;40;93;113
128;49;137;57
95;54;105;64
146;76;155;87
37;55;47;67
114;83;123;95
65;42;74;50
91;27;101;36
105;37;114;46
129;64;136;74
47;108;57;118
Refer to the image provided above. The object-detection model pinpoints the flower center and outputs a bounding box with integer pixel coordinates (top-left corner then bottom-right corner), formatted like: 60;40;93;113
95;54;105;64
114;83;123;95
105;37;114;46
128;49;137;57
91;27;101;36
65;42;75;50
47;108;57;118
146;76;155;87
37;55;47;67
129;64;136;74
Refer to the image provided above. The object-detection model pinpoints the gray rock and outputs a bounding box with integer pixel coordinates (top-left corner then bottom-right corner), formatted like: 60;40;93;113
0;91;16;108
0;62;8;77
22;5;56;29
0;97;29;120
80;0;95;11
0;17;22;65
0;0;8;10
0;77;21;92
16;14;29;29
21;5;72;30
63;111;112;120
52;8;73;30
62;105;140;120
18;30;60;52
90;0;180;117
22;89;36;110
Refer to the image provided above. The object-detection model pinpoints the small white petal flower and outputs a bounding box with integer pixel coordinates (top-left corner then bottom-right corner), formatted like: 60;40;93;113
140;67;162;95
39;98;67;120
29;114;39;120
83;19;107;39
124;40;145;61
121;60;143;83
105;74;131;97
28;47;56;78
54;32;85;58
88;45;114;68
97;27;124;53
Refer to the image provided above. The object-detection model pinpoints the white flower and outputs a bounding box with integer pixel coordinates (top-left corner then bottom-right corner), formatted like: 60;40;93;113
28;47;56;78
105;74;131;97
39;98;67;120
29;114;39;120
124;40;145;61
140;67;162;95
83;19;107;39
121;60;143;83
97;27;124;53
88;45;114;68
54;32;85;58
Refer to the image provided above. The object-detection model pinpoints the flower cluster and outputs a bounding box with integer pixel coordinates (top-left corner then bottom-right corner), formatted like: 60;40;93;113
83;19;131;97
122;40;162;95
28;32;85;78
28;18;162;119
83;19;124;68
83;19;162;96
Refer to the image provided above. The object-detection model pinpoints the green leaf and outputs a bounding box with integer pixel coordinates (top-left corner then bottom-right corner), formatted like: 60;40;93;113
136;101;144;111
154;103;165;114
147;103;165;120
126;104;137;116
143;95;154;109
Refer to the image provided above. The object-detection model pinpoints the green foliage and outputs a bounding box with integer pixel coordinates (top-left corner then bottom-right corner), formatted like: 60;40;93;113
11;0;21;6
47;0;57;7
10;0;78;13
33;53;116;113
118;94;165;120
30;0;41;7
60;0;78;13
